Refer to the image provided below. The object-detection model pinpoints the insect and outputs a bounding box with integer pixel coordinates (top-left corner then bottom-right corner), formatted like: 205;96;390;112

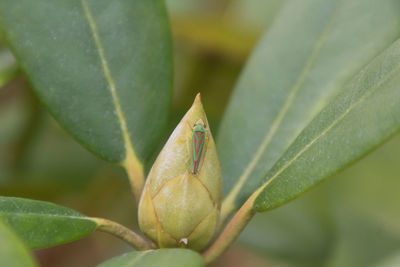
190;119;206;175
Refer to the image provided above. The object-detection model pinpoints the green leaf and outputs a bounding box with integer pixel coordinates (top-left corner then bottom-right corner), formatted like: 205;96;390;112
0;196;97;249
0;0;172;164
98;249;204;267
254;38;400;211
0;220;36;267
218;0;400;216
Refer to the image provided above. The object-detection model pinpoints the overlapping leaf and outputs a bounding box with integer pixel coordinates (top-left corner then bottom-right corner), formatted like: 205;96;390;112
218;0;400;217
255;38;400;211
0;220;36;267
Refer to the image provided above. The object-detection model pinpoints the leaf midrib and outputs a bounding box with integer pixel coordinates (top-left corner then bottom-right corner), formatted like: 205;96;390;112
0;211;94;222
221;0;343;215
81;0;140;165
254;57;400;209
127;251;150;266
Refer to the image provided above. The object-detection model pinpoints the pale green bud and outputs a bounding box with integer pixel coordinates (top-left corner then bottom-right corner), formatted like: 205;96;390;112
138;94;221;251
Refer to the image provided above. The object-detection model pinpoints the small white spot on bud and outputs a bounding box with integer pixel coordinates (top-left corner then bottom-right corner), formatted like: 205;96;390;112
179;238;188;246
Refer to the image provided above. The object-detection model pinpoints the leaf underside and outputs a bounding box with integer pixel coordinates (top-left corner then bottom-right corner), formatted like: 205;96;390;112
255;38;400;211
217;0;400;214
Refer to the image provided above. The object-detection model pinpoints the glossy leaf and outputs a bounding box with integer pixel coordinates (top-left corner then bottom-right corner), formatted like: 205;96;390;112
218;0;400;216
254;38;400;211
0;0;172;163
0;197;97;249
240;134;400;265
0;220;36;267
98;249;204;267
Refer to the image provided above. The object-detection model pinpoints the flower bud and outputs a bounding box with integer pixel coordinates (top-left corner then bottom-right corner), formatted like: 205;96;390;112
138;94;221;251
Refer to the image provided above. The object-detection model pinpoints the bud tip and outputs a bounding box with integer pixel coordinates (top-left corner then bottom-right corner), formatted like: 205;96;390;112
195;92;201;103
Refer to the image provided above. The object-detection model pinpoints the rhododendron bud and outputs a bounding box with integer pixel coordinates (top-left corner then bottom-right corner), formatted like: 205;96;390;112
138;94;221;251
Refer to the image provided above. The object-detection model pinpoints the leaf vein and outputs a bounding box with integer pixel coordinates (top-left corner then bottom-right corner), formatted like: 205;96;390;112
221;0;343;216
256;59;400;204
0;212;93;222
81;0;138;163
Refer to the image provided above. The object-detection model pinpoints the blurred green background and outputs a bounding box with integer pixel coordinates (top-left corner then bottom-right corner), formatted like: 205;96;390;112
1;0;400;266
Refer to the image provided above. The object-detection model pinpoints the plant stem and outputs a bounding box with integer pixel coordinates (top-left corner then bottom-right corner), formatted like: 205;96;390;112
91;217;154;251
202;192;258;264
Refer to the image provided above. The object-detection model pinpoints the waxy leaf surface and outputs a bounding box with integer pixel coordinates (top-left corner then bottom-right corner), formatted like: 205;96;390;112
0;0;173;163
255;39;400;211
218;0;400;216
0;197;97;249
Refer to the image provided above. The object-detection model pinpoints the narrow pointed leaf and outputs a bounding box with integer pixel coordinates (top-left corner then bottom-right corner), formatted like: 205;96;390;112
0;197;97;249
98;249;204;267
254;38;400;211
0;220;36;267
0;0;172;164
218;0;400;216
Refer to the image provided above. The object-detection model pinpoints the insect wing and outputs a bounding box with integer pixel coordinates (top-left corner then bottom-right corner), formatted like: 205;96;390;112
190;128;205;174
